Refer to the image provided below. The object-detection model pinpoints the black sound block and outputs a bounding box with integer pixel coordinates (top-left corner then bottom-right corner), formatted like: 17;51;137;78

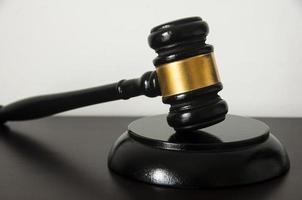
108;114;290;188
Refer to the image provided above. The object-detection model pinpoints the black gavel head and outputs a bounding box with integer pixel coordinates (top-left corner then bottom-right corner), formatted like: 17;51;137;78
148;17;228;132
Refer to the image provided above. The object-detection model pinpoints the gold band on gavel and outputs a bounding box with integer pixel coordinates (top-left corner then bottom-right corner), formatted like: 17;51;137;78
156;53;221;97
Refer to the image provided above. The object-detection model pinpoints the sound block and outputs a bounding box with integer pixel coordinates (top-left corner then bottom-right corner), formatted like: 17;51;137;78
108;114;290;188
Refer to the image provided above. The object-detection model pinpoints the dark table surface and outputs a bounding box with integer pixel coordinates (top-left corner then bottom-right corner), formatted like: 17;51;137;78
0;116;301;200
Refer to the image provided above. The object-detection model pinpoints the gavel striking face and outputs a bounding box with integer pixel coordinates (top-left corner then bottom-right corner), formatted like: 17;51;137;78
0;17;228;132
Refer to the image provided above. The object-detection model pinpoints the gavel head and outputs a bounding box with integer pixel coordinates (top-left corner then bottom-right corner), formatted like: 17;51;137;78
148;17;228;132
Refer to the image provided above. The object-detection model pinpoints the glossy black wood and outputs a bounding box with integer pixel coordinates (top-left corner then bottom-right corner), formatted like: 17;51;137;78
108;114;289;188
163;83;228;131
0;116;298;200
148;16;213;66
127;114;270;150
0;71;160;124
1;17;228;131
148;17;228;131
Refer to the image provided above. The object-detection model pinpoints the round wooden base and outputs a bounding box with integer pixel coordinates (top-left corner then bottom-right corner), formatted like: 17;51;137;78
108;114;290;188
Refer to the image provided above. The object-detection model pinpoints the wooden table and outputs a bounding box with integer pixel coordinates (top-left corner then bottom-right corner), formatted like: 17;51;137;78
0;116;300;200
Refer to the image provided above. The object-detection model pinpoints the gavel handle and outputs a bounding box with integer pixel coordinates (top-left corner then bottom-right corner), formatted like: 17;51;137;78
0;71;160;124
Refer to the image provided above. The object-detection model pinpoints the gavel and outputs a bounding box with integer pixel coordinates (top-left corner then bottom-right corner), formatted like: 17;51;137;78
0;17;290;189
0;17;228;132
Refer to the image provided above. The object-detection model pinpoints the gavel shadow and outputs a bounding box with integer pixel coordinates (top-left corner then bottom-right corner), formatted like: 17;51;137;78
0;125;106;198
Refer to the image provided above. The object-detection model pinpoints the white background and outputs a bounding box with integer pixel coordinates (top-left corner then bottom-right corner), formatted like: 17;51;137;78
0;0;302;117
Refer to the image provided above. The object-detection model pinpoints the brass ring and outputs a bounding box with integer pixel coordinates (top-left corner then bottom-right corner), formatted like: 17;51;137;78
156;53;220;97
